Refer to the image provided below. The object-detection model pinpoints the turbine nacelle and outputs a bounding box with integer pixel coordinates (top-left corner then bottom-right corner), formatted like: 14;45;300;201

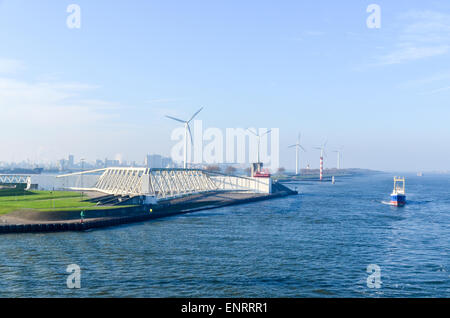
247;128;272;163
313;140;328;158
289;133;306;152
166;107;204;169
288;132;306;175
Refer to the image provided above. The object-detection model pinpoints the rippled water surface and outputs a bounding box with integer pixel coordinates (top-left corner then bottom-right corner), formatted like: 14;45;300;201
0;173;449;297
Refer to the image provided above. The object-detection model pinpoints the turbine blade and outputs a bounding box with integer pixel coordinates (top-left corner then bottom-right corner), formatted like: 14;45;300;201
300;145;306;152
247;128;258;136
261;129;272;137
188;107;204;123
288;145;297;148
187;124;194;145
165;115;186;124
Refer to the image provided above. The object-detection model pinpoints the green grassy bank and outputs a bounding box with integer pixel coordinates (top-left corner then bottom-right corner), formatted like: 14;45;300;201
0;187;101;215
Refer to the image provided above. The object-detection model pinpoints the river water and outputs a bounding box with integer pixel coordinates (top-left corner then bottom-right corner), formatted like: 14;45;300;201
0;173;448;297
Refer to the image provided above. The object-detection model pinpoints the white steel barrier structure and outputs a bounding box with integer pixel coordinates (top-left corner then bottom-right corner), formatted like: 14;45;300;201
0;175;32;190
95;167;149;196
145;169;219;198
94;168;219;198
0;175;31;184
57;167;273;201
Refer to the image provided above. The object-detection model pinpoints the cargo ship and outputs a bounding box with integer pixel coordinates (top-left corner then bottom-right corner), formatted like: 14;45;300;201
390;176;406;206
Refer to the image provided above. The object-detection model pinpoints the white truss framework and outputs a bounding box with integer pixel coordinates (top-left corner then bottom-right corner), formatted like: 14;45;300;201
92;168;219;199
58;167;272;200
95;168;147;196
0;175;31;185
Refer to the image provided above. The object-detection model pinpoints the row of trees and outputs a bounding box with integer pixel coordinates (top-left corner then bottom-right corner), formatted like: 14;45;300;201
204;165;237;174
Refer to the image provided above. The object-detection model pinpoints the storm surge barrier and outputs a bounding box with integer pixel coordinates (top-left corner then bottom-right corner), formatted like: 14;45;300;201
57;167;273;200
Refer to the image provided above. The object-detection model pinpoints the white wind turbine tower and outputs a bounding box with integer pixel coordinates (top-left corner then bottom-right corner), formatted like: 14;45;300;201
166;107;203;169
313;140;327;181
289;133;306;175
247;128;272;163
333;147;343;170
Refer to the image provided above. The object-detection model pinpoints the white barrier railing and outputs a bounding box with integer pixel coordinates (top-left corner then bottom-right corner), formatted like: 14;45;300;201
211;175;272;194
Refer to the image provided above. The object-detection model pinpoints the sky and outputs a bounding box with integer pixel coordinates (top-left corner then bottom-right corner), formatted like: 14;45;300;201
0;0;449;171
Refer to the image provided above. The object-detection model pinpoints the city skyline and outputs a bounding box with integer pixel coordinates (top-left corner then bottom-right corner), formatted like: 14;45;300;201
1;1;450;171
0;153;176;170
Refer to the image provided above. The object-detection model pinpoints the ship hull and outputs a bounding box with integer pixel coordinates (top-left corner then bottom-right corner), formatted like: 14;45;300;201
390;194;406;206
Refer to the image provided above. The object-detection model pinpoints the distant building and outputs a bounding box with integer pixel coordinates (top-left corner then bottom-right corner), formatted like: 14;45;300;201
145;154;173;169
161;157;173;168
58;159;67;171
105;159;120;167
68;155;74;168
145;154;161;168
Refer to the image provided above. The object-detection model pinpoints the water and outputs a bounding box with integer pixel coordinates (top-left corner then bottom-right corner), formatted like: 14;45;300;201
0;173;449;297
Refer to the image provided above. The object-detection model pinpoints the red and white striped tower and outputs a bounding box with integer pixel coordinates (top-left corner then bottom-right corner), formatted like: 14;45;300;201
320;156;324;181
314;141;327;181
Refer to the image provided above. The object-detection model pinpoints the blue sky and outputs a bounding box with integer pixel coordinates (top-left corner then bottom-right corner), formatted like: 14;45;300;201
0;0;449;171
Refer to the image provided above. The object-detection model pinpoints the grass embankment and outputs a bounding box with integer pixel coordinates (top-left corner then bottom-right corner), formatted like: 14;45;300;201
0;188;119;215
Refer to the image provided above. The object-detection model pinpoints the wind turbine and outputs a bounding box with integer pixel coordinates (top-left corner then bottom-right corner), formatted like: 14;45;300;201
247;128;271;163
289;133;306;175
166;107;203;169
333;147;343;170
314;140;327;181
